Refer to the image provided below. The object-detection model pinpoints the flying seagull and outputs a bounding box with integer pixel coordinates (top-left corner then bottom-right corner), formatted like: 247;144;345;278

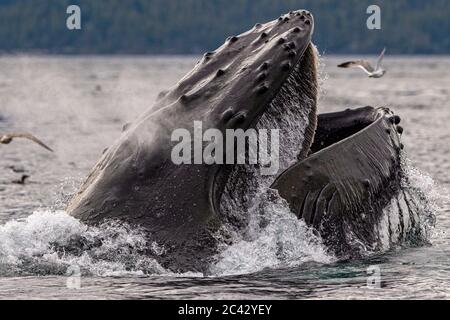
0;133;53;152
338;48;386;78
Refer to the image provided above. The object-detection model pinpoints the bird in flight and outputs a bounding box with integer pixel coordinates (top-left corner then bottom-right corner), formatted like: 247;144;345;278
338;48;386;78
0;133;53;152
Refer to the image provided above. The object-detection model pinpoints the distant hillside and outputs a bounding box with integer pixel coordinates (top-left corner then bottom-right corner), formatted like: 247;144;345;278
0;0;448;54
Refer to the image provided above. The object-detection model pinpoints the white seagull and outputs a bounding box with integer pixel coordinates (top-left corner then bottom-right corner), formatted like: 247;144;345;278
0;133;54;152
338;48;386;78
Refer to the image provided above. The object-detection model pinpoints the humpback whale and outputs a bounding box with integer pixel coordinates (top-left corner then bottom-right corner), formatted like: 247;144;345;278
68;10;421;272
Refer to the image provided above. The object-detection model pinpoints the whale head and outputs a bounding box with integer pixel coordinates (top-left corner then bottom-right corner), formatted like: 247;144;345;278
68;10;319;272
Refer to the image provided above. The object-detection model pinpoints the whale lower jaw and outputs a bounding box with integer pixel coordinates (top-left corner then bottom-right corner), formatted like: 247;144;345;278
272;107;426;258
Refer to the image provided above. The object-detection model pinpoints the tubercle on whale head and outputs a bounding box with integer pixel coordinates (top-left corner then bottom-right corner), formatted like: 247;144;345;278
154;10;316;131
205;11;319;228
68;8;317;203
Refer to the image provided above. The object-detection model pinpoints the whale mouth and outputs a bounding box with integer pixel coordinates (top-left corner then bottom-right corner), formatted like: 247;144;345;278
218;42;319;230
255;42;318;165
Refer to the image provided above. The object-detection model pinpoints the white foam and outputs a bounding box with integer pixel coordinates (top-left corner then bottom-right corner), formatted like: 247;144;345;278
0;210;168;277
401;155;444;239
0;182;334;277
210;190;334;276
0;162;442;278
371;155;444;254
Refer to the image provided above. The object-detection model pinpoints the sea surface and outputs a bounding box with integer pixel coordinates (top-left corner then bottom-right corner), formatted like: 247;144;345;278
0;55;448;299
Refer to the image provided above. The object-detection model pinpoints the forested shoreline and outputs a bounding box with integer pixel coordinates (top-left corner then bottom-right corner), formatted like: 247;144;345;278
0;0;448;54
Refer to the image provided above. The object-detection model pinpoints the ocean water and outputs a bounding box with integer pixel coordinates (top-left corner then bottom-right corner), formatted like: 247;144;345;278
0;55;448;299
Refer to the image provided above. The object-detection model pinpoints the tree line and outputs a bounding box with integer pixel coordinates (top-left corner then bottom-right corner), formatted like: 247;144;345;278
0;0;448;54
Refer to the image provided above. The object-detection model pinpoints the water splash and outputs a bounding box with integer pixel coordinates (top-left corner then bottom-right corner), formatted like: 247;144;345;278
212;154;446;276
316;47;329;101
0;210;167;277
401;155;445;240
0;153;443;278
372;154;443;255
211;190;334;276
